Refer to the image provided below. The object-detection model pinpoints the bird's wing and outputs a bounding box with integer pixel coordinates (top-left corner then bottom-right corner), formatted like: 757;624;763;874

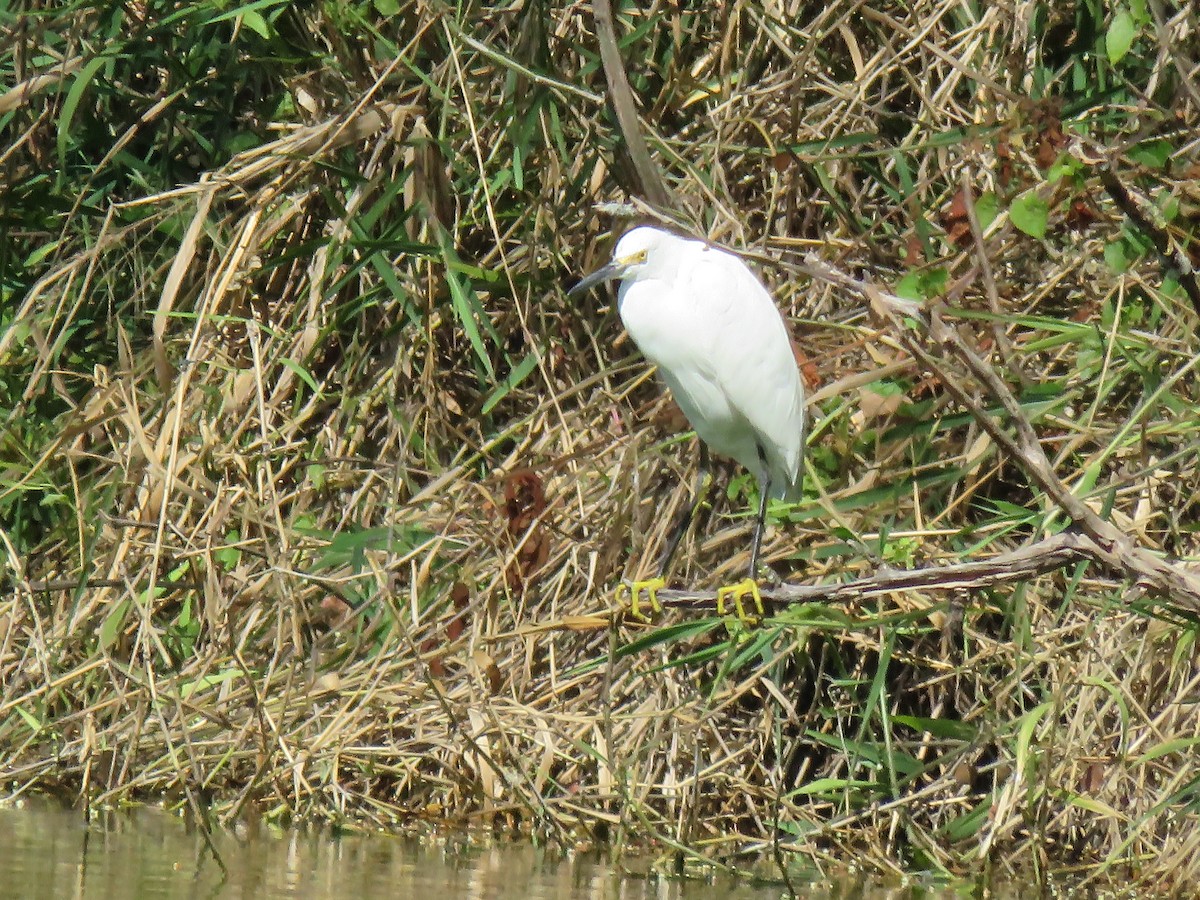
684;248;806;497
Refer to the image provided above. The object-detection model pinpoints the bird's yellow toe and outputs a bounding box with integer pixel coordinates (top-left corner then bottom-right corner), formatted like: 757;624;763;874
715;577;764;621
616;576;666;620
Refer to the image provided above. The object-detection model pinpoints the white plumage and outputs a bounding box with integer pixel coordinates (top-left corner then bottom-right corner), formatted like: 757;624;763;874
569;225;805;606
609;226;805;502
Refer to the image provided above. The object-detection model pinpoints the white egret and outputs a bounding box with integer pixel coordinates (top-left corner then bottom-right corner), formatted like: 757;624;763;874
569;225;805;618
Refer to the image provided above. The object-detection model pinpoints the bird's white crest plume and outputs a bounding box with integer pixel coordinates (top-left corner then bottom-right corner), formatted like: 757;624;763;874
570;225;806;618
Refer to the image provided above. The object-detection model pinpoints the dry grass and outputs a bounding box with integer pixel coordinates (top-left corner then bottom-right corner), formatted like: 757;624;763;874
2;0;1200;891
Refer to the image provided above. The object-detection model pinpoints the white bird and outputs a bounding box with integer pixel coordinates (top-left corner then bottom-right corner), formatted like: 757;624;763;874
568;225;805;618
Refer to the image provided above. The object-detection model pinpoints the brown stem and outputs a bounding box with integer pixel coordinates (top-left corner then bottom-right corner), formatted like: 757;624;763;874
590;0;675;213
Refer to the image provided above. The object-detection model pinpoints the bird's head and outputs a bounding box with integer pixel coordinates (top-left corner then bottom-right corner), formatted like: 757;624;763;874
567;226;684;296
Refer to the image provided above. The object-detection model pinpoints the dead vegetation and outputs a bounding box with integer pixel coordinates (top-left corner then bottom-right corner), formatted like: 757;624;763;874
2;0;1200;892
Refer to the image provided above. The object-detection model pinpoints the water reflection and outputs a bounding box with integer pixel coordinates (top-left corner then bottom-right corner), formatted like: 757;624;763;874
0;801;974;899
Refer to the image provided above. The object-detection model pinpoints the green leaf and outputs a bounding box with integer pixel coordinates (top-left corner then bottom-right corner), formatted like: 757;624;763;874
939;798;991;841
786;777;879;799
180;668;246;699
1133;735;1200;764
215;530;242;569
895;268;947;301
1010;191;1049;238
58;56;109;171
892;715;977;741
1062;790;1126;819
280;357;321;395
1106;9;1136;64
307;463;326;490
481;352;538;415
1129;139;1172;169
895;271;924;301
204;0;290;25
1047;156;1082;184
25;240;62;268
16;706;44;733
1104;241;1129;273
99;596;132;651
1015;701;1054;773
437;232;495;379
239;9;272;38
974;192;999;231
512;143;524;191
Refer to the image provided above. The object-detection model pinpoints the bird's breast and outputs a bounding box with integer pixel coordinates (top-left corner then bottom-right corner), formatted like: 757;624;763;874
617;279;720;370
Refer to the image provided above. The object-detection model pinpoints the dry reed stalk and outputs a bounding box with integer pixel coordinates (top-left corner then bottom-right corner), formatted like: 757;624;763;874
1;0;1199;892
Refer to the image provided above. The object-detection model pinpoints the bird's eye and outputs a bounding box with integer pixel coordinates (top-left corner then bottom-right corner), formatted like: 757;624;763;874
634;250;647;263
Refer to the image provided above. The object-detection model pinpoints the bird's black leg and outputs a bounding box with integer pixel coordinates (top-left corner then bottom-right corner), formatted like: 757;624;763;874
657;444;711;578
749;444;771;579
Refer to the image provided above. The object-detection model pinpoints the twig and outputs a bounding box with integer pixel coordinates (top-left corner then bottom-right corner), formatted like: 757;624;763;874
1095;165;1200;319
798;257;1200;614
646;531;1109;609
959;173;1017;374
1147;0;1200;115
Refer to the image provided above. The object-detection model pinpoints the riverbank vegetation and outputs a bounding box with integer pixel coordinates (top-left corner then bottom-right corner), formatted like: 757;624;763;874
3;0;1199;892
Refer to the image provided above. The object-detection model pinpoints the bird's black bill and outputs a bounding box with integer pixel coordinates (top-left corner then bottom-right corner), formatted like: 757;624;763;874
567;262;624;297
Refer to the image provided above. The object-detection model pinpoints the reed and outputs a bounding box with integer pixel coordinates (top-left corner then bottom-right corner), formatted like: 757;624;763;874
2;0;1198;891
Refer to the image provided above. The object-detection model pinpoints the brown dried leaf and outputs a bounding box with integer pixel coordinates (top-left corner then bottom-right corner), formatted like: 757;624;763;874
858;385;904;419
943;187;973;248
472;650;502;695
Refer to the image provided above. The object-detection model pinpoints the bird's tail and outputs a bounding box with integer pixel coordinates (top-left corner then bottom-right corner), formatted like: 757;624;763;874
768;428;805;502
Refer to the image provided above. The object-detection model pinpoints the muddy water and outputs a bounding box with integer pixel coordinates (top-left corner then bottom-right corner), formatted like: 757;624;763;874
0;801;981;898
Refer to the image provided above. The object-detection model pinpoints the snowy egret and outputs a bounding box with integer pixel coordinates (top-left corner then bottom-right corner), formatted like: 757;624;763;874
568;225;805;618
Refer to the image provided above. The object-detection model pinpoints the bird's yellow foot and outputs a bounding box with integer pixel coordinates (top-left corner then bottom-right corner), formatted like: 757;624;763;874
615;577;665;621
715;578;764;621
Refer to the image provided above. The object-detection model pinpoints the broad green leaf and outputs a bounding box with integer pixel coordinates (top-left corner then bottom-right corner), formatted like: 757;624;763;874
1104;241;1129;273
239;9;271;38
895;270;924;301
1106;10;1136;64
1010;192;1049;238
895;267;947;301
940;799;991;841
974;192;999;231
1129;139;1172;169
1047;156;1082;183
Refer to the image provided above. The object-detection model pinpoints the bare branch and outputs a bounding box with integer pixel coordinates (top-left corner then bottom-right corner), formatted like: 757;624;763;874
797;257;1200;613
